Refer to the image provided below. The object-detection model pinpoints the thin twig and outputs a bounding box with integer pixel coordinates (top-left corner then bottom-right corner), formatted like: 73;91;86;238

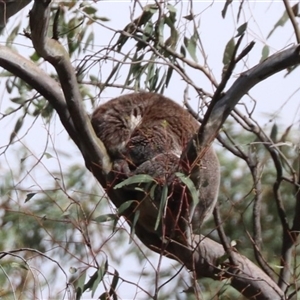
282;0;300;44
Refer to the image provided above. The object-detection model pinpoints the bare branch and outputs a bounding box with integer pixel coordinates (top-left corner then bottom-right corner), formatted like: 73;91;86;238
184;44;300;169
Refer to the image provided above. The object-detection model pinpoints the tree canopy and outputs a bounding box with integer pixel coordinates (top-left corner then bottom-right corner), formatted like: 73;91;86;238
0;1;299;299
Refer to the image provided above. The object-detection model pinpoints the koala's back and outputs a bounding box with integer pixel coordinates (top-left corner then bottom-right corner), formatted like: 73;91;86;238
91;92;199;168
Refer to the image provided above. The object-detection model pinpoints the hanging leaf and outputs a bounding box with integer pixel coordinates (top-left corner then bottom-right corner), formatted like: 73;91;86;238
114;174;155;189
165;66;173;88
222;38;235;66
260;45;269;62
91;262;108;297
82;6;97;15
180;45;186;57
93;214;117;223
270;123;278;143
221;0;233;18
155;185;168;230
117;200;136;215
266;4;298;39
111;270;119;300
183;14;193;21
175;172;199;215
183;36;197;62
167;4;177;13
9;116;24;143
25;193;36;203
236;22;247;37
75;271;87;300
130;210;140;242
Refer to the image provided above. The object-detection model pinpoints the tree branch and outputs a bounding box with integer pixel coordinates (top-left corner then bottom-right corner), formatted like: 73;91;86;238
184;44;300;171
29;0;111;176
0;45;80;148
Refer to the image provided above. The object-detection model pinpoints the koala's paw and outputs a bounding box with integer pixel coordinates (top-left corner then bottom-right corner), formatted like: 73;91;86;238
112;159;131;177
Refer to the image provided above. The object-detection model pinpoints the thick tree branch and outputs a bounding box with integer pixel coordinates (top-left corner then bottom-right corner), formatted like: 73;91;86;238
138;232;285;300
0;45;80;147
29;0;111;176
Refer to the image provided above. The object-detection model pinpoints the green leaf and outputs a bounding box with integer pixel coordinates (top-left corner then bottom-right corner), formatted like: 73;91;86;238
149;68;159;90
99;269;119;300
25;193;36;203
167;4;177;13
155;70;166;92
9;116;24;143
85;32;94;49
114;174;156;189
165;66;173;88
266;3;299;39
221;0;233;18
118;200;136;215
91;262;107;297
222;38;235;66
30;52;41;62
155;185;168;230
175;172;199;217
146;62;155;82
82;6;97;15
236;22;247;37
183;36;198;62
96;16;110;22
10;97;24;104
260;45;269;62
130;210;140;242
270;123;278;143
180;45;186;57
75;271;87;300
11;262;28;270
93;214;117;223
44;152;53;159
183;14;193;21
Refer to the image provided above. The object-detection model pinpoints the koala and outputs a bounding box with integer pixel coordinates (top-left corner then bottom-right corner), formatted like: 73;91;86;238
91;92;220;243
